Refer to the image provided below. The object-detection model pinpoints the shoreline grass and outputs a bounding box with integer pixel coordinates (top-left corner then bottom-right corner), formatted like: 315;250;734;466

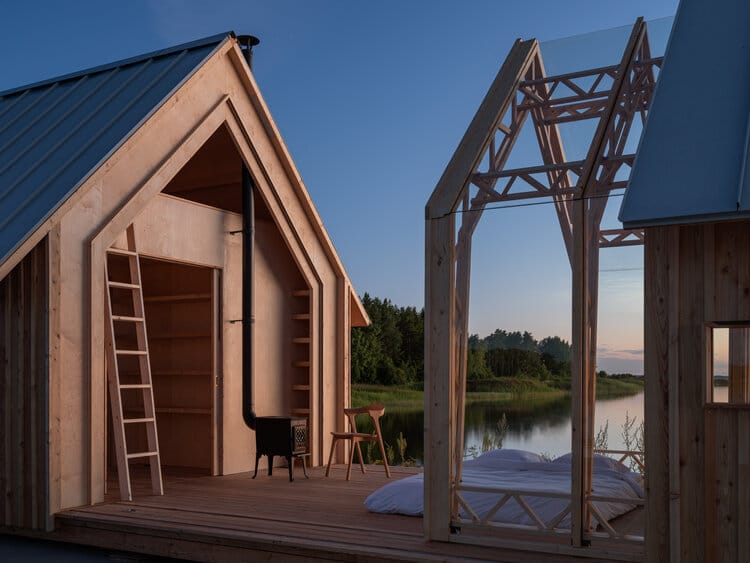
352;376;643;410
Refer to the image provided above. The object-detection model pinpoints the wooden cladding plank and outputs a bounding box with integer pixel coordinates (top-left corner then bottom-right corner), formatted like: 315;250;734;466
0;238;49;531
643;226;672;562
739;410;750;563
678;225;706;561
704;409;718;560
713;222;739;321
716;409;738;563
706;407;750;562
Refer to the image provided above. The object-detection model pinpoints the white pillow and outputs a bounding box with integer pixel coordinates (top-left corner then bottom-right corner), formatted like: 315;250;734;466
552;452;629;473
475;449;545;465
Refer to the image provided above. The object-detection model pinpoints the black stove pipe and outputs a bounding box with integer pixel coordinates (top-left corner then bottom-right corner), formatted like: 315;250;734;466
238;35;260;430
241;165;256;430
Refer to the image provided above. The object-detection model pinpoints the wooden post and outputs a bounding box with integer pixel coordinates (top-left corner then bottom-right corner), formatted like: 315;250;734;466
452;224;470;501
570;195;589;547
424;38;536;542
424;213;455;541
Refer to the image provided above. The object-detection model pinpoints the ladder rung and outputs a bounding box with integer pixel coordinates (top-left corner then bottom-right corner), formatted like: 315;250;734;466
115;349;148;356
126;451;158;460
107;247;137;257
293;337;311;344
292;314;310;321
123;417;155;424
108;281;140;290
112;315;144;322
119;384;151;389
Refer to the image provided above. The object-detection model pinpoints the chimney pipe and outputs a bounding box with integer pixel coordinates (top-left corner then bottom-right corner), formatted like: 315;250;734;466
241;166;256;430
236;35;260;70
237;34;260;430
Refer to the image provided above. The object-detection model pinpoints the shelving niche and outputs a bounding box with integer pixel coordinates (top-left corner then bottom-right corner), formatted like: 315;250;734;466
139;257;217;474
290;289;312;430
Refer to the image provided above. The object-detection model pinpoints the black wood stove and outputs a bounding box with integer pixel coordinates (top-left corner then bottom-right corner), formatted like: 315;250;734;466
252;416;308;481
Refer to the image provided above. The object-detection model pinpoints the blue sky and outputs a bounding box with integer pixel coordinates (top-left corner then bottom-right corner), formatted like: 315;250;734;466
1;1;679;371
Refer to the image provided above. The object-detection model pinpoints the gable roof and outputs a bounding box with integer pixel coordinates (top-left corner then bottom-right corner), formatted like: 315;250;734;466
619;0;750;228
0;32;230;264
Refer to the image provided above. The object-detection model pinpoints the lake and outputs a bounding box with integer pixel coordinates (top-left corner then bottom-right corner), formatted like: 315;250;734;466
366;386;731;465
364;390;647;465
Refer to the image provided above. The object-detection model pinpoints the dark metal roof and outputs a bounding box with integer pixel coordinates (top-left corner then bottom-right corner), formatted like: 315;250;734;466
619;0;750;228
0;32;232;265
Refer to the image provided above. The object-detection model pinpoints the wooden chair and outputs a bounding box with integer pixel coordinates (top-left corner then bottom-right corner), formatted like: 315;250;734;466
325;404;392;481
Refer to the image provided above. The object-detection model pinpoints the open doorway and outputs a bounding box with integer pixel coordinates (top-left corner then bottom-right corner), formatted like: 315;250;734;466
107;257;220;484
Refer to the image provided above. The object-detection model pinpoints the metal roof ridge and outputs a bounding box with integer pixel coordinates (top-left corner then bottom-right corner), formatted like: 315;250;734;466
0;31;234;98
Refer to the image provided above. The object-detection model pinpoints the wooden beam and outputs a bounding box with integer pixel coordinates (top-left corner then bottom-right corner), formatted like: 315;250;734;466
580;18;645;199
426;39;538;219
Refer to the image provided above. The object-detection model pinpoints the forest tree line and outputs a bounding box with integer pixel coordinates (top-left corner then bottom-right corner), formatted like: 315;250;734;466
351;294;574;386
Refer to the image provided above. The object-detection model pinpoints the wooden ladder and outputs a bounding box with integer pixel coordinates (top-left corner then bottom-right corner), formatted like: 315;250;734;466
104;225;163;501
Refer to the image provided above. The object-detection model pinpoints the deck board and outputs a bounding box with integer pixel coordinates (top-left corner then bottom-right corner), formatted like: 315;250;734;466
48;465;643;562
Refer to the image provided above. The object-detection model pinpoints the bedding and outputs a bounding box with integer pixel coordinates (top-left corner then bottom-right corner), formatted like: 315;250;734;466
364;449;643;529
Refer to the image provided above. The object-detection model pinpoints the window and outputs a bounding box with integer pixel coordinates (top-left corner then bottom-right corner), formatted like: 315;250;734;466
707;324;750;405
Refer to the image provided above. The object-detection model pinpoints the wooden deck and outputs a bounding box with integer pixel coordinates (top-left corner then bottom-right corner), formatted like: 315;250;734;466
45;464;643;562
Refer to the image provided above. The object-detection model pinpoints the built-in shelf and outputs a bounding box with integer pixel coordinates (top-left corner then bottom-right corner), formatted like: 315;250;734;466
156;407;211;415
149;333;211;340
291;288;311;428
151;371;212;377
144;293;210;303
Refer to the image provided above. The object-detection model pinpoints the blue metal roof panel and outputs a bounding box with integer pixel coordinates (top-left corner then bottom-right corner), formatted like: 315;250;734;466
619;0;750;228
0;33;231;265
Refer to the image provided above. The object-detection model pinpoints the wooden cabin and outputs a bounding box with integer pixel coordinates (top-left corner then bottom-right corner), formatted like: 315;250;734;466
620;0;750;560
0;32;368;532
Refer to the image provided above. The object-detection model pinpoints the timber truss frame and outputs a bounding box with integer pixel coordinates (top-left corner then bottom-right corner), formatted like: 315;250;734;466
425;18;660;556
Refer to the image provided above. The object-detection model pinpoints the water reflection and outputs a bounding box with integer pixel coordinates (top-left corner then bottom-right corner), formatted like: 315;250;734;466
358;391;649;465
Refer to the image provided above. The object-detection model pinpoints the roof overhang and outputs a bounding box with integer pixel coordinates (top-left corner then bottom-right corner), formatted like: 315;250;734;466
619;0;750;228
350;290;370;327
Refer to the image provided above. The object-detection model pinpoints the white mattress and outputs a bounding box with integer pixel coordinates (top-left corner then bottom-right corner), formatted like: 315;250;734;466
364;449;644;529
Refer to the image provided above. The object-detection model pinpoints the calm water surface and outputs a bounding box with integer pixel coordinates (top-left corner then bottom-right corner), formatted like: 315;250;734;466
372;387;731;465
371;391;647;465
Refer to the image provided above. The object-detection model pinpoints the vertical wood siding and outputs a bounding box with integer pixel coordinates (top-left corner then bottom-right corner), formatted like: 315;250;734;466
0;238;49;530
645;222;750;562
